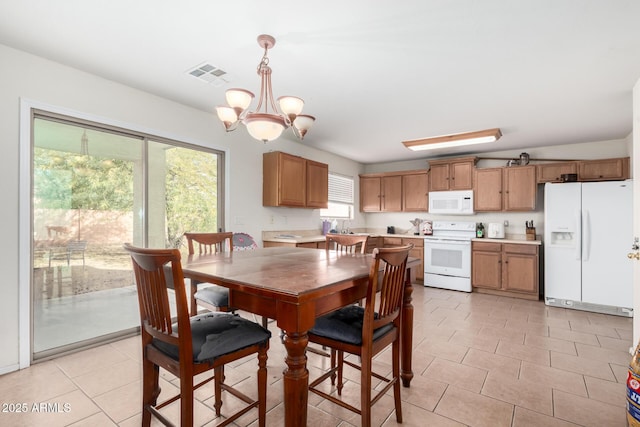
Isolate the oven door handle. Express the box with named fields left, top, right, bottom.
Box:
left=424, top=240, right=471, bottom=245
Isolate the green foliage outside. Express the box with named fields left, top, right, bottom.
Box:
left=34, top=146, right=218, bottom=248
left=165, top=147, right=218, bottom=248
left=34, top=148, right=134, bottom=210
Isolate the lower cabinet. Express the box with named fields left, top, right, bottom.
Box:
left=471, top=241, right=540, bottom=300
left=383, top=237, right=423, bottom=282
left=263, top=241, right=326, bottom=249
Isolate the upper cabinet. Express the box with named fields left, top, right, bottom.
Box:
left=536, top=162, right=578, bottom=183
left=428, top=157, right=476, bottom=191
left=263, top=151, right=328, bottom=208
left=402, top=172, right=429, bottom=211
left=536, top=158, right=630, bottom=183
left=474, top=167, right=503, bottom=211
left=474, top=165, right=536, bottom=212
left=360, top=175, right=403, bottom=212
left=504, top=166, right=537, bottom=210
left=359, top=170, right=428, bottom=212
left=578, top=157, right=630, bottom=181
left=357, top=156, right=629, bottom=214
left=305, top=159, right=329, bottom=208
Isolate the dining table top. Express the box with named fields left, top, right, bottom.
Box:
left=182, top=246, right=390, bottom=302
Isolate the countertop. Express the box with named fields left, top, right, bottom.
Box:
left=262, top=230, right=542, bottom=245
left=262, top=232, right=429, bottom=244
left=472, top=236, right=542, bottom=245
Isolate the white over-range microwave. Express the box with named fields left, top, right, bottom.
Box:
left=428, top=190, right=474, bottom=215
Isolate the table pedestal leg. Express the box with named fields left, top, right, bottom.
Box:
left=282, top=331, right=309, bottom=426
left=401, top=272, right=414, bottom=387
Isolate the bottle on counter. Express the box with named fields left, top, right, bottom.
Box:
left=476, top=223, right=485, bottom=238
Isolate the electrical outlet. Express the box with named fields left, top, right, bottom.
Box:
left=504, top=220, right=509, bottom=227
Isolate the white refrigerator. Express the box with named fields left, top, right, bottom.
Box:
left=544, top=180, right=633, bottom=316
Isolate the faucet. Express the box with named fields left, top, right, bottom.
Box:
left=341, top=220, right=351, bottom=234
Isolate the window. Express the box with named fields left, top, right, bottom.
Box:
left=31, top=111, right=225, bottom=358
left=320, top=173, right=354, bottom=219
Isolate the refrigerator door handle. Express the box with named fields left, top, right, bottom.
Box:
left=575, top=209, right=582, bottom=260
left=582, top=209, right=590, bottom=261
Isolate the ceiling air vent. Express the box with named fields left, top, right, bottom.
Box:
left=187, top=63, right=232, bottom=87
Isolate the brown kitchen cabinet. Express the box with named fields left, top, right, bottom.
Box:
left=474, top=165, right=537, bottom=212
left=263, top=151, right=328, bottom=208
left=402, top=172, right=429, bottom=211
left=306, top=159, right=329, bottom=208
left=383, top=236, right=424, bottom=281
left=577, top=157, right=630, bottom=181
left=428, top=157, right=476, bottom=191
left=359, top=175, right=402, bottom=212
left=472, top=241, right=539, bottom=300
left=536, top=162, right=578, bottom=183
left=263, top=240, right=326, bottom=249
left=471, top=242, right=502, bottom=290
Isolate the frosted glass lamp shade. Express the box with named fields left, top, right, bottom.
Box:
left=244, top=113, right=286, bottom=142
left=293, top=114, right=315, bottom=139
left=225, top=88, right=254, bottom=111
left=216, top=106, right=239, bottom=131
left=278, top=96, right=304, bottom=116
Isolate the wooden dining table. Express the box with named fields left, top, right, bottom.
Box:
left=182, top=246, right=417, bottom=427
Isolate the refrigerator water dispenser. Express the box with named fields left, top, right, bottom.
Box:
left=549, top=231, right=575, bottom=246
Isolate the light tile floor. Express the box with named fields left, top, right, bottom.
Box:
left=0, top=285, right=633, bottom=426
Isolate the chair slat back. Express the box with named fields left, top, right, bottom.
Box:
left=185, top=232, right=233, bottom=255
left=365, top=244, right=412, bottom=333
left=326, top=234, right=369, bottom=254
left=124, top=244, right=190, bottom=346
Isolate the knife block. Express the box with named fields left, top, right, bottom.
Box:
left=526, top=228, right=536, bottom=241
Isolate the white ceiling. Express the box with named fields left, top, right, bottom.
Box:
left=2, top=1, right=640, bottom=164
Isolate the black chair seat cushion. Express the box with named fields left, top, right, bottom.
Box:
left=153, top=313, right=271, bottom=363
left=194, top=285, right=229, bottom=308
left=309, top=305, right=394, bottom=346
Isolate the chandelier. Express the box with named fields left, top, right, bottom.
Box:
left=216, top=34, right=315, bottom=143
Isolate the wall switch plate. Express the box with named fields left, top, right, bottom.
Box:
left=504, top=220, right=509, bottom=227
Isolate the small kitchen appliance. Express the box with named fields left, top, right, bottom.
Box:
left=421, top=220, right=433, bottom=235
left=487, top=223, right=505, bottom=239
left=428, top=190, right=474, bottom=215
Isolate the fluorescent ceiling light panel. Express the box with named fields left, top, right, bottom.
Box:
left=403, top=128, right=502, bottom=151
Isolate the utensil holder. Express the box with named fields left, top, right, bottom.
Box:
left=526, top=228, right=536, bottom=241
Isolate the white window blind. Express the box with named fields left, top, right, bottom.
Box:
left=320, top=173, right=354, bottom=218
left=328, top=173, right=354, bottom=203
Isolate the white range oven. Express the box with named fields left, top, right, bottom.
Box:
left=424, top=221, right=476, bottom=292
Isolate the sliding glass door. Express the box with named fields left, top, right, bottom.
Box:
left=32, top=113, right=223, bottom=359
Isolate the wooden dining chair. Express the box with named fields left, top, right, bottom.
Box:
left=308, top=244, right=413, bottom=427
left=309, top=233, right=371, bottom=358
left=186, top=232, right=269, bottom=328
left=124, top=243, right=270, bottom=427
left=184, top=232, right=234, bottom=316
left=325, top=233, right=369, bottom=254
